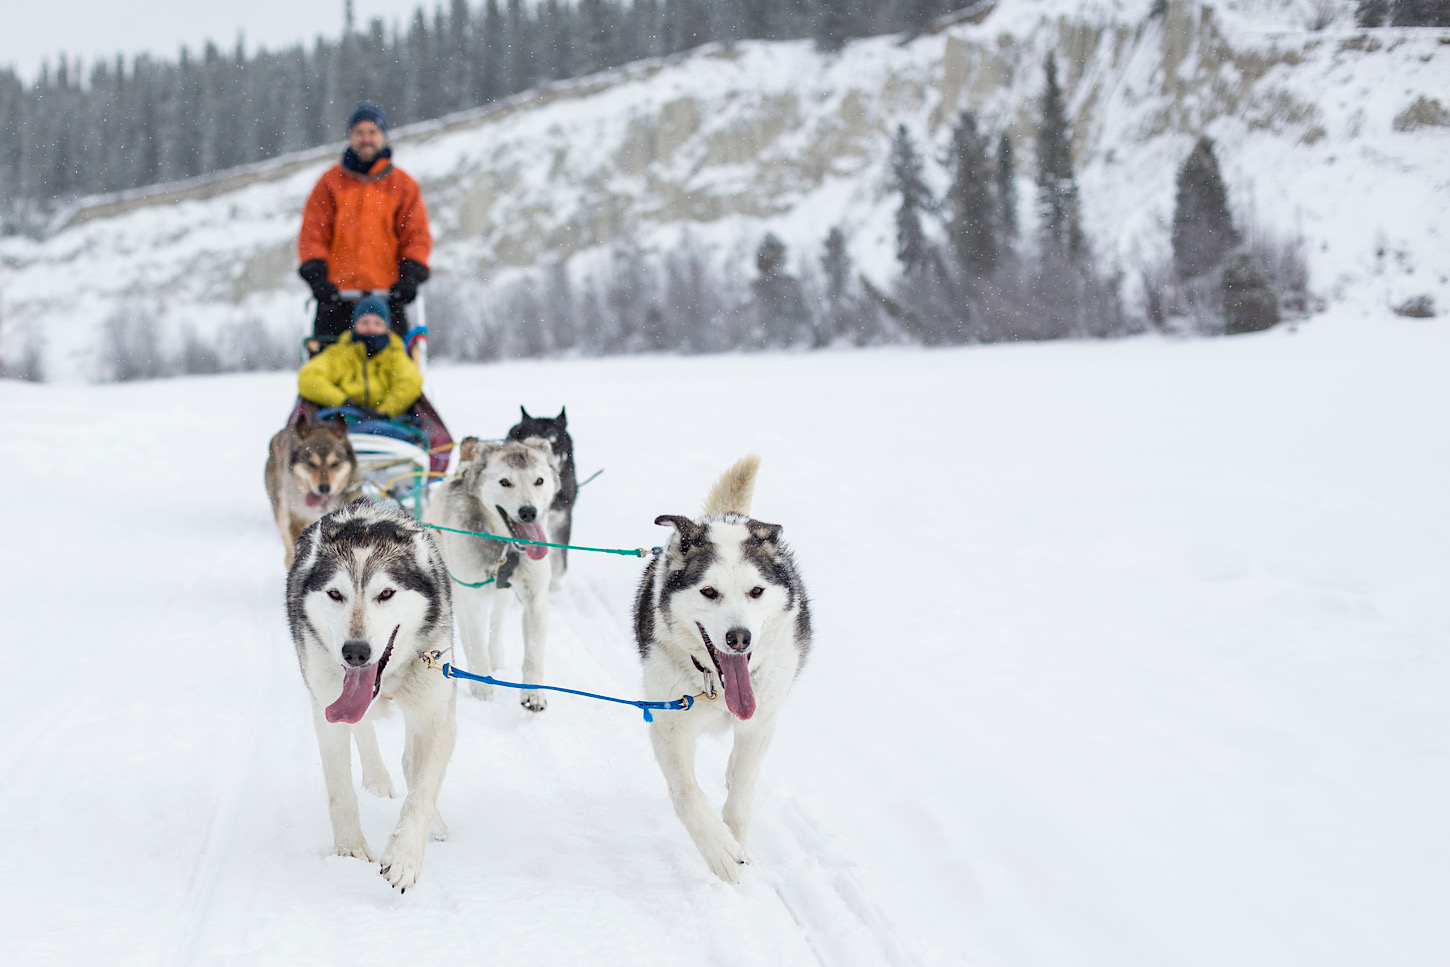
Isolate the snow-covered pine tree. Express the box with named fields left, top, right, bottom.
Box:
left=946, top=110, right=998, bottom=282
left=889, top=124, right=932, bottom=277
left=1171, top=136, right=1238, bottom=280
left=1035, top=55, right=1084, bottom=261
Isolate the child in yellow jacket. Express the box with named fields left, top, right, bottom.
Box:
left=298, top=296, right=423, bottom=418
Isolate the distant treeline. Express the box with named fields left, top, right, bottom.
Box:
left=0, top=0, right=964, bottom=231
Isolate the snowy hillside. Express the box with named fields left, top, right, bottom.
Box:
left=2, top=0, right=1449, bottom=380
left=1, top=307, right=1447, bottom=965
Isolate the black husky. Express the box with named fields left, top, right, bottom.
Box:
left=506, top=406, right=576, bottom=579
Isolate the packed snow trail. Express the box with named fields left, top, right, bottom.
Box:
left=2, top=312, right=1448, bottom=966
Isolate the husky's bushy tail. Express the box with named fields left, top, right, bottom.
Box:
left=702, top=455, right=760, bottom=517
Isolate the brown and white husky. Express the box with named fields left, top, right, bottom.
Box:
left=265, top=417, right=362, bottom=569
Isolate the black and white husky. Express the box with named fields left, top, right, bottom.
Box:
left=424, top=437, right=560, bottom=711
left=633, top=456, right=812, bottom=882
left=286, top=501, right=456, bottom=892
left=506, top=406, right=576, bottom=583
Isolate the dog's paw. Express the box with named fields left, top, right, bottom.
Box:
left=468, top=682, right=495, bottom=701
left=379, top=840, right=425, bottom=893
left=430, top=810, right=449, bottom=842
left=362, top=770, right=397, bottom=799
left=520, top=690, right=548, bottom=712
left=696, top=823, right=750, bottom=884
left=333, top=838, right=375, bottom=863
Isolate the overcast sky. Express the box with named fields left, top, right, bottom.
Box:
left=3, top=1, right=436, bottom=81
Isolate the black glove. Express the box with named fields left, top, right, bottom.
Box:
left=299, top=259, right=341, bottom=304
left=390, top=259, right=430, bottom=304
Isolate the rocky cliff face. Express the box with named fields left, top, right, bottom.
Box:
left=2, top=0, right=1445, bottom=381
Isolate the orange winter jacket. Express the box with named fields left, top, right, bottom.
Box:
left=298, top=156, right=432, bottom=291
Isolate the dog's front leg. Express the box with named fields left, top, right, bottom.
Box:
left=518, top=584, right=549, bottom=711
left=650, top=718, right=748, bottom=882
left=722, top=716, right=777, bottom=853
left=455, top=586, right=494, bottom=700
left=485, top=584, right=510, bottom=674
left=353, top=715, right=396, bottom=798
left=381, top=694, right=457, bottom=892
left=311, top=704, right=373, bottom=861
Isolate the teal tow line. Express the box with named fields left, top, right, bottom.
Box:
left=423, top=655, right=697, bottom=722
left=447, top=570, right=495, bottom=589
left=424, top=522, right=660, bottom=558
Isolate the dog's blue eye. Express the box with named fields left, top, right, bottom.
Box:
left=378, top=589, right=395, bottom=602
left=750, top=587, right=764, bottom=599
left=700, top=587, right=718, bottom=600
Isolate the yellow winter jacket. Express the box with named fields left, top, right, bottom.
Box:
left=298, top=331, right=423, bottom=418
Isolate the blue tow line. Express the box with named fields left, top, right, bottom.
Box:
left=421, top=653, right=700, bottom=722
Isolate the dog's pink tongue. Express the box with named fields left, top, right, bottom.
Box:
left=515, top=521, right=550, bottom=560
left=325, top=665, right=378, bottom=724
left=717, top=653, right=756, bottom=720
left=304, top=492, right=326, bottom=508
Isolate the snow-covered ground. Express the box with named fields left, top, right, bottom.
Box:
left=2, top=309, right=1448, bottom=965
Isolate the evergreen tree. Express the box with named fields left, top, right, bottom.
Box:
left=889, top=124, right=932, bottom=276
left=1221, top=250, right=1279, bottom=334
left=995, top=134, right=1018, bottom=255
left=904, top=0, right=944, bottom=35
left=821, top=227, right=851, bottom=306
left=1034, top=55, right=1084, bottom=260
left=1355, top=0, right=1389, bottom=26
left=1171, top=136, right=1238, bottom=279
left=1391, top=0, right=1450, bottom=26
left=945, top=110, right=997, bottom=281
left=752, top=232, right=809, bottom=345
left=815, top=0, right=852, bottom=52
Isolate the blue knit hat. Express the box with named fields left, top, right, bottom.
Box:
left=347, top=101, right=387, bottom=133
left=352, top=295, right=391, bottom=326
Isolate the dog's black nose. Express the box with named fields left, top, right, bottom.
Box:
left=318, top=482, right=331, bottom=494
left=517, top=505, right=537, bottom=523
left=724, top=627, right=751, bottom=652
left=342, top=640, right=371, bottom=666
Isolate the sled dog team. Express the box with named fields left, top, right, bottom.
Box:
left=269, top=410, right=812, bottom=891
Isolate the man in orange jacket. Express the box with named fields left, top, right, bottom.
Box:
left=298, top=101, right=432, bottom=340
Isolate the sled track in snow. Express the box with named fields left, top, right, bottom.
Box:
left=757, top=794, right=919, bottom=967
left=164, top=570, right=280, bottom=967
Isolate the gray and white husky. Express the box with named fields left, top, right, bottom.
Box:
left=633, top=456, right=812, bottom=882
left=286, top=501, right=456, bottom=892
left=424, top=437, right=560, bottom=711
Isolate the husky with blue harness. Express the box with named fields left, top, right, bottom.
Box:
left=633, top=456, right=813, bottom=882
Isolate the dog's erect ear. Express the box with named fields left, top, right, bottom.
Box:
left=520, top=405, right=531, bottom=421
left=746, top=519, right=782, bottom=545
left=459, top=436, right=481, bottom=462
left=556, top=406, right=566, bottom=426
left=296, top=420, right=313, bottom=438
left=654, top=514, right=706, bottom=550
left=523, top=437, right=555, bottom=459
left=329, top=413, right=349, bottom=432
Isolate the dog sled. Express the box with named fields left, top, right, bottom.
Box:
left=287, top=320, right=453, bottom=517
